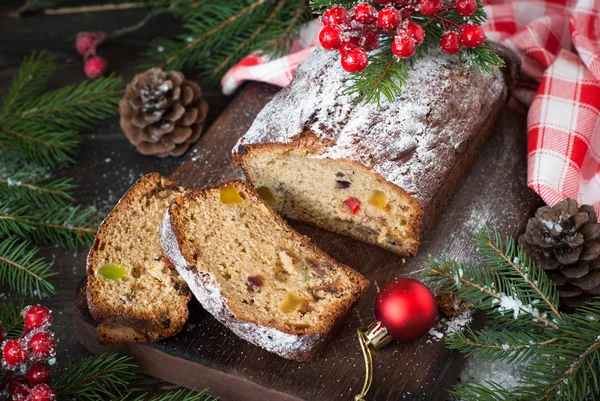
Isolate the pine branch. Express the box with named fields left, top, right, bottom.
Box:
left=0, top=236, right=55, bottom=297
left=448, top=381, right=519, bottom=401
left=0, top=202, right=98, bottom=248
left=0, top=298, right=25, bottom=338
left=51, top=353, right=138, bottom=400
left=123, top=388, right=218, bottom=401
left=145, top=0, right=312, bottom=82
left=0, top=72, right=122, bottom=168
left=0, top=160, right=75, bottom=205
left=1, top=51, right=56, bottom=114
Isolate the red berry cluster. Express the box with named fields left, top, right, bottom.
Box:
left=318, top=0, right=486, bottom=73
left=1, top=306, right=57, bottom=401
left=75, top=31, right=108, bottom=79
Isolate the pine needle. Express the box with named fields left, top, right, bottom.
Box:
left=51, top=353, right=138, bottom=401
left=0, top=236, right=55, bottom=297
left=123, top=388, right=219, bottom=401
left=0, top=297, right=26, bottom=338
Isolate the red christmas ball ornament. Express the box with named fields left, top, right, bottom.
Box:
left=319, top=25, right=343, bottom=50
left=440, top=31, right=462, bottom=54
left=378, top=7, right=402, bottom=30
left=365, top=278, right=436, bottom=346
left=419, top=0, right=441, bottom=15
left=2, top=339, right=28, bottom=369
left=322, top=6, right=350, bottom=27
left=352, top=3, right=377, bottom=25
left=84, top=56, right=108, bottom=80
left=392, top=33, right=416, bottom=59
left=28, top=383, right=56, bottom=401
left=340, top=48, right=369, bottom=73
left=455, top=0, right=478, bottom=17
left=27, top=363, right=52, bottom=385
left=23, top=305, right=52, bottom=332
left=405, top=21, right=425, bottom=45
left=28, top=332, right=56, bottom=361
left=460, top=24, right=486, bottom=48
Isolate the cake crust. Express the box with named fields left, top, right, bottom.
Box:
left=233, top=45, right=520, bottom=255
left=160, top=180, right=369, bottom=361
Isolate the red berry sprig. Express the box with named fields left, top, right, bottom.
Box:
left=1, top=306, right=57, bottom=401
left=75, top=31, right=108, bottom=79
left=318, top=0, right=487, bottom=73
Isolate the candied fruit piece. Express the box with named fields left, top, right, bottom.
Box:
left=98, top=263, right=127, bottom=280
left=287, top=321, right=310, bottom=329
left=220, top=186, right=243, bottom=204
left=256, top=186, right=277, bottom=205
left=247, top=275, right=264, bottom=291
left=336, top=180, right=351, bottom=189
left=344, top=198, right=361, bottom=214
left=369, top=190, right=387, bottom=209
left=279, top=292, right=305, bottom=313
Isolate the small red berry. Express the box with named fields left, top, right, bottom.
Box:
left=341, top=48, right=369, bottom=73
left=378, top=7, right=402, bottom=30
left=23, top=306, right=52, bottom=332
left=455, top=0, right=478, bottom=17
left=84, top=56, right=108, bottom=80
left=419, top=0, right=441, bottom=15
left=28, top=383, right=56, bottom=401
left=353, top=3, right=377, bottom=25
left=406, top=21, right=425, bottom=45
left=28, top=332, right=56, bottom=361
left=344, top=198, right=361, bottom=214
left=319, top=25, right=343, bottom=50
left=2, top=339, right=28, bottom=369
left=8, top=382, right=31, bottom=400
left=323, top=6, right=350, bottom=26
left=340, top=36, right=360, bottom=54
left=74, top=31, right=106, bottom=57
left=373, top=0, right=389, bottom=3
left=392, top=34, right=417, bottom=58
left=360, top=30, right=380, bottom=51
left=440, top=31, right=462, bottom=54
left=27, top=363, right=52, bottom=385
left=460, top=24, right=486, bottom=48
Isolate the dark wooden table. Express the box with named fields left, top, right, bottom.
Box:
left=0, top=1, right=234, bottom=393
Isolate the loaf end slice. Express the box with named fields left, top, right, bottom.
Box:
left=160, top=180, right=369, bottom=361
left=87, top=173, right=191, bottom=344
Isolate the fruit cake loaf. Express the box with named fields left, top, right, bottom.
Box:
left=160, top=180, right=369, bottom=361
left=87, top=173, right=191, bottom=344
left=233, top=46, right=519, bottom=256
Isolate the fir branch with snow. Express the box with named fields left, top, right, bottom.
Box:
left=425, top=228, right=600, bottom=401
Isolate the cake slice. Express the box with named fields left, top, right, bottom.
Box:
left=160, top=180, right=369, bottom=361
left=87, top=173, right=191, bottom=344
left=233, top=46, right=519, bottom=256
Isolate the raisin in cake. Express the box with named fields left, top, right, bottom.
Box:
left=87, top=173, right=190, bottom=344
left=233, top=46, right=519, bottom=256
left=160, top=180, right=369, bottom=361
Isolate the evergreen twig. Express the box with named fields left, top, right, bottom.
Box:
left=0, top=298, right=26, bottom=338
left=0, top=236, right=55, bottom=297
left=122, top=388, right=219, bottom=401
left=425, top=229, right=600, bottom=401
left=51, top=353, right=138, bottom=400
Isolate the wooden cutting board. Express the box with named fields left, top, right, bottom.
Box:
left=73, top=82, right=541, bottom=401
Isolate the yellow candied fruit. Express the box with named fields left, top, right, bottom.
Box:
left=98, top=263, right=127, bottom=281
left=256, top=186, right=277, bottom=205
left=279, top=292, right=305, bottom=313
left=220, top=186, right=244, bottom=204
left=369, top=190, right=388, bottom=209
left=287, top=321, right=311, bottom=329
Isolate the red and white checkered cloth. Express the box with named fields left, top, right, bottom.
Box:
left=221, top=1, right=600, bottom=213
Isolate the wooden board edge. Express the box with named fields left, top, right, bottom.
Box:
left=73, top=281, right=304, bottom=401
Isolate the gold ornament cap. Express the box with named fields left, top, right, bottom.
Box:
left=363, top=320, right=393, bottom=349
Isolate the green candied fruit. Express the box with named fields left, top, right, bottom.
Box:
left=98, top=263, right=127, bottom=281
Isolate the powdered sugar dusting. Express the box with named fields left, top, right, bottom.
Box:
left=236, top=47, right=505, bottom=206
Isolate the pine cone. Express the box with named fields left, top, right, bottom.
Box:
left=119, top=68, right=208, bottom=158
left=519, top=198, right=600, bottom=309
